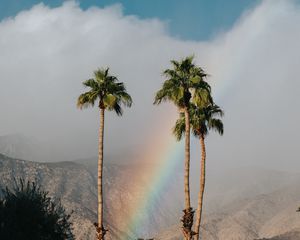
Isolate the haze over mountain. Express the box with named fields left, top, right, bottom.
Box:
left=0, top=134, right=70, bottom=162
left=1, top=150, right=300, bottom=240
left=156, top=171, right=300, bottom=240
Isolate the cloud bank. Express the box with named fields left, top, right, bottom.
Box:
left=0, top=0, right=299, bottom=172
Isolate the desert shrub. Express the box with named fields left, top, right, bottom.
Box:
left=0, top=179, right=74, bottom=240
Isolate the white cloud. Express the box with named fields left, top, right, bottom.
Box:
left=0, top=0, right=299, bottom=170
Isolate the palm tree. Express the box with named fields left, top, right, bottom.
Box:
left=154, top=56, right=210, bottom=240
left=77, top=68, right=132, bottom=240
left=173, top=103, right=224, bottom=240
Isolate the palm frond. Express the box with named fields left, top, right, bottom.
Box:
left=77, top=67, right=132, bottom=114
left=173, top=117, right=185, bottom=141
left=173, top=102, right=224, bottom=138
left=209, top=105, right=224, bottom=117
left=83, top=79, right=98, bottom=89
left=113, top=102, right=123, bottom=116
left=119, top=92, right=133, bottom=107
left=208, top=118, right=224, bottom=135
left=77, top=91, right=98, bottom=109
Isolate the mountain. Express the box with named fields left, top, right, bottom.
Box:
left=0, top=134, right=90, bottom=163
left=0, top=134, right=66, bottom=162
left=0, top=153, right=98, bottom=239
left=256, top=231, right=300, bottom=240
left=156, top=168, right=300, bottom=240
left=0, top=153, right=182, bottom=239
left=1, top=152, right=300, bottom=239
left=0, top=134, right=41, bottom=161
left=85, top=159, right=183, bottom=239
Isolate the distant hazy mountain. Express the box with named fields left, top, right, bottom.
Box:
left=156, top=169, right=300, bottom=240
left=256, top=231, right=300, bottom=239
left=0, top=134, right=65, bottom=162
left=1, top=152, right=300, bottom=239
left=0, top=134, right=88, bottom=162
left=0, top=153, right=182, bottom=239
left=0, top=134, right=40, bottom=160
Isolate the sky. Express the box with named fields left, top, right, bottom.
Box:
left=0, top=0, right=261, bottom=40
left=0, top=0, right=300, bottom=174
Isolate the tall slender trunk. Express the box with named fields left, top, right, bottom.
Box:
left=97, top=108, right=105, bottom=240
left=181, top=107, right=193, bottom=240
left=184, top=107, right=191, bottom=210
left=194, top=134, right=206, bottom=240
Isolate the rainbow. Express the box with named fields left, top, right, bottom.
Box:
left=127, top=142, right=183, bottom=238
left=119, top=111, right=185, bottom=239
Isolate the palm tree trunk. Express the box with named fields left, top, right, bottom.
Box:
left=181, top=107, right=193, bottom=240
left=184, top=107, right=191, bottom=209
left=97, top=108, right=105, bottom=240
left=194, top=134, right=206, bottom=240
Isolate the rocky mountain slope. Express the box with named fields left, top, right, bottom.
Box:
left=0, top=153, right=98, bottom=239
left=1, top=152, right=300, bottom=239
left=156, top=170, right=300, bottom=240
left=256, top=231, right=300, bottom=240
left=0, top=154, right=182, bottom=239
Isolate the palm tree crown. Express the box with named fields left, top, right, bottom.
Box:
left=77, top=68, right=132, bottom=114
left=154, top=56, right=211, bottom=108
left=173, top=103, right=224, bottom=140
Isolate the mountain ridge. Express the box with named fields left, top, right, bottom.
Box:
left=1, top=152, right=300, bottom=239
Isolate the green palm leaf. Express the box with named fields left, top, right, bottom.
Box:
left=77, top=68, right=132, bottom=114
left=173, top=103, right=224, bottom=139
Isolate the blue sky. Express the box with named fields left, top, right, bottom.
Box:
left=0, top=0, right=260, bottom=40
